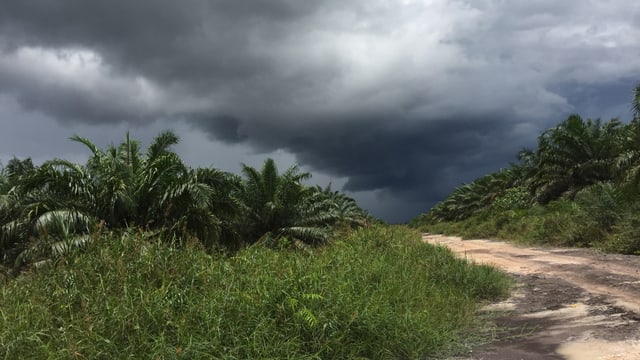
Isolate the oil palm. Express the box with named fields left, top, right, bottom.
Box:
left=0, top=158, right=38, bottom=264
left=313, top=185, right=368, bottom=228
left=237, top=159, right=337, bottom=244
left=426, top=167, right=525, bottom=222
left=615, top=119, right=640, bottom=196
left=531, top=115, right=622, bottom=204
left=2, top=131, right=230, bottom=267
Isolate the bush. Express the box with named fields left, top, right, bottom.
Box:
left=600, top=209, right=640, bottom=254
left=574, top=183, right=623, bottom=232
left=491, top=186, right=532, bottom=212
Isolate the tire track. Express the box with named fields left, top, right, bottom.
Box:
left=423, top=234, right=640, bottom=360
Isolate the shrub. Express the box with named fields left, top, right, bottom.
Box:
left=491, top=186, right=532, bottom=212
left=600, top=209, right=640, bottom=254
left=574, top=183, right=623, bottom=232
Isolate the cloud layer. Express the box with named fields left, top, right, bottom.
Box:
left=1, top=0, right=639, bottom=221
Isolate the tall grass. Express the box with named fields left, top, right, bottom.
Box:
left=419, top=191, right=640, bottom=254
left=0, top=225, right=509, bottom=359
left=415, top=181, right=640, bottom=255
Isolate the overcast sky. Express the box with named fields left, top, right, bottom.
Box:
left=1, top=0, right=639, bottom=222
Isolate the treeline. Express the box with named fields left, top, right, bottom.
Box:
left=0, top=135, right=512, bottom=359
left=413, top=84, right=640, bottom=253
left=0, top=131, right=372, bottom=270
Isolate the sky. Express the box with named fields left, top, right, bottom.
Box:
left=0, top=0, right=639, bottom=222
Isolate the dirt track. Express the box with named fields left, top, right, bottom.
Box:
left=423, top=234, right=640, bottom=360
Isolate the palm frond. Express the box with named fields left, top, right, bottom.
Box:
left=147, top=130, right=180, bottom=161
left=70, top=134, right=102, bottom=158
left=280, top=226, right=329, bottom=244
left=34, top=210, right=93, bottom=237
left=15, top=234, right=93, bottom=268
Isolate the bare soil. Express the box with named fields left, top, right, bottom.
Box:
left=423, top=234, right=640, bottom=360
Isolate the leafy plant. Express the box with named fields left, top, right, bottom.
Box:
left=414, top=86, right=640, bottom=254
left=237, top=159, right=339, bottom=245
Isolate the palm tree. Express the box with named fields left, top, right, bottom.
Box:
left=0, top=158, right=39, bottom=264
left=193, top=167, right=242, bottom=249
left=425, top=164, right=529, bottom=222
left=313, top=186, right=368, bottom=228
left=79, top=131, right=229, bottom=247
left=530, top=115, right=622, bottom=204
left=601, top=83, right=640, bottom=196
left=616, top=119, right=640, bottom=194
left=237, top=159, right=337, bottom=245
left=1, top=131, right=234, bottom=268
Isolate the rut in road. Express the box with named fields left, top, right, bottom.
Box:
left=423, top=234, right=640, bottom=360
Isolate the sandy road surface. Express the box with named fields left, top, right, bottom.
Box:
left=423, top=234, right=640, bottom=360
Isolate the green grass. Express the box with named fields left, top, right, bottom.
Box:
left=419, top=197, right=629, bottom=249
left=415, top=183, right=640, bottom=255
left=0, top=225, right=510, bottom=359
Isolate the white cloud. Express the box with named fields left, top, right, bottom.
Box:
left=0, top=46, right=215, bottom=122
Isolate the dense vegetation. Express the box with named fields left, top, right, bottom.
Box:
left=0, top=132, right=512, bottom=358
left=412, top=84, right=640, bottom=254
left=0, top=131, right=370, bottom=271
left=0, top=226, right=509, bottom=359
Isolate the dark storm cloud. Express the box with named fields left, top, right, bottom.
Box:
left=285, top=112, right=529, bottom=201
left=0, top=0, right=329, bottom=86
left=0, top=0, right=639, bottom=221
left=191, top=114, right=248, bottom=143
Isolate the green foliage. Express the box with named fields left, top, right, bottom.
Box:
left=0, top=226, right=510, bottom=359
left=528, top=200, right=594, bottom=246
left=422, top=200, right=610, bottom=248
left=0, top=132, right=369, bottom=268
left=600, top=205, right=640, bottom=254
left=530, top=115, right=622, bottom=204
left=491, top=186, right=532, bottom=212
left=236, top=160, right=369, bottom=246
left=414, top=86, right=640, bottom=254
left=0, top=131, right=234, bottom=267
left=574, top=183, right=623, bottom=231
left=426, top=167, right=526, bottom=222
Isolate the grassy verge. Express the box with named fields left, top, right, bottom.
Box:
left=414, top=183, right=640, bottom=255
left=418, top=197, right=640, bottom=254
left=0, top=225, right=510, bottom=359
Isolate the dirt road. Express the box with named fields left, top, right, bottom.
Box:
left=423, top=234, right=640, bottom=360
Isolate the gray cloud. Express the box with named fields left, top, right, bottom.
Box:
left=0, top=0, right=639, bottom=221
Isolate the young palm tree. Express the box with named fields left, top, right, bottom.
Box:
left=0, top=158, right=38, bottom=264
left=312, top=185, right=368, bottom=228
left=2, top=131, right=234, bottom=268
left=531, top=115, right=622, bottom=204
left=237, top=159, right=338, bottom=245
left=193, top=167, right=242, bottom=249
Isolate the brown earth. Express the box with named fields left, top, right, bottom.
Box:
left=423, top=234, right=640, bottom=360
